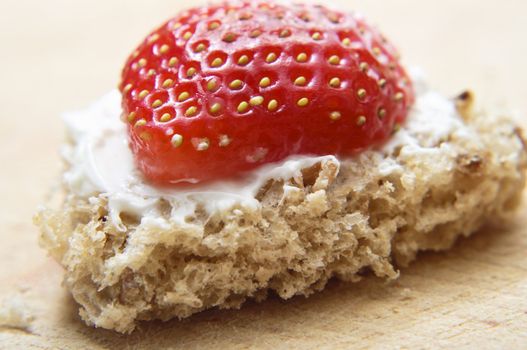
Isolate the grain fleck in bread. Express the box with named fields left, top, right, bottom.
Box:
left=34, top=90, right=527, bottom=333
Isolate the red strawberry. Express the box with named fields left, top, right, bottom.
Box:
left=120, top=1, right=414, bottom=185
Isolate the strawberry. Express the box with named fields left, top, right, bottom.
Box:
left=120, top=1, right=414, bottom=185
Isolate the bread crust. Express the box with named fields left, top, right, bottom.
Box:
left=35, top=96, right=527, bottom=333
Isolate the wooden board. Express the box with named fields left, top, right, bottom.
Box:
left=0, top=0, right=526, bottom=348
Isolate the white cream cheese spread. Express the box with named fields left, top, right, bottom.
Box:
left=62, top=71, right=470, bottom=230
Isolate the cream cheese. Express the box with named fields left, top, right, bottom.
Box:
left=62, top=70, right=469, bottom=230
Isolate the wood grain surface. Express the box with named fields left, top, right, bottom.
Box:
left=0, top=0, right=526, bottom=348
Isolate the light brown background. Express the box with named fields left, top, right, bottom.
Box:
left=1, top=0, right=526, bottom=349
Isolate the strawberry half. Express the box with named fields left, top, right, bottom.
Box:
left=120, top=1, right=414, bottom=185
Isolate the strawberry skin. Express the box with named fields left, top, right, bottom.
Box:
left=120, top=1, right=414, bottom=185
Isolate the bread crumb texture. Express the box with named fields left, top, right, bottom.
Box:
left=35, top=104, right=526, bottom=333
left=0, top=295, right=35, bottom=332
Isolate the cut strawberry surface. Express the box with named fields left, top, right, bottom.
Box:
left=120, top=1, right=414, bottom=185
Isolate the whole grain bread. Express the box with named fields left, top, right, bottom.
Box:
left=35, top=91, right=527, bottom=333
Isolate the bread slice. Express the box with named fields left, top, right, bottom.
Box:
left=34, top=87, right=527, bottom=333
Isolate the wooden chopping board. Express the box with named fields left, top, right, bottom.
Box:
left=0, top=0, right=526, bottom=348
